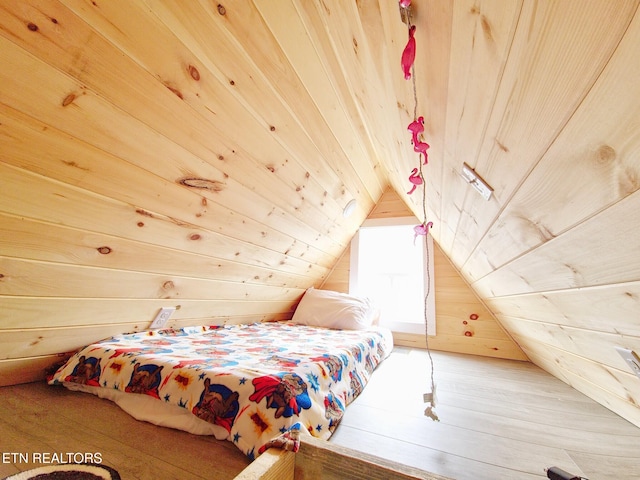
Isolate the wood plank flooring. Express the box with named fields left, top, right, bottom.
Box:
left=330, top=348, right=640, bottom=480
left=1, top=348, right=638, bottom=479
left=0, top=381, right=251, bottom=479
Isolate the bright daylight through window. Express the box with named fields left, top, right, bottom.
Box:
left=349, top=218, right=435, bottom=335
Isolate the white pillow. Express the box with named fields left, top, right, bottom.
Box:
left=290, top=287, right=379, bottom=330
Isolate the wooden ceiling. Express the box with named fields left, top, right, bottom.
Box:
left=1, top=0, right=639, bottom=428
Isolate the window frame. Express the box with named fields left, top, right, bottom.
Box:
left=349, top=217, right=436, bottom=336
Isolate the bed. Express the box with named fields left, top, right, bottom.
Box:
left=48, top=288, right=393, bottom=459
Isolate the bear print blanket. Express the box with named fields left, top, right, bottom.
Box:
left=49, top=322, right=392, bottom=459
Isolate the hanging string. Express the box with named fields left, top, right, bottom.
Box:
left=420, top=154, right=438, bottom=421
left=401, top=0, right=438, bottom=421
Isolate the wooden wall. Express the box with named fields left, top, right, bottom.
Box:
left=322, top=189, right=527, bottom=361
left=1, top=0, right=639, bottom=430
left=0, top=0, right=387, bottom=385
left=429, top=1, right=640, bottom=429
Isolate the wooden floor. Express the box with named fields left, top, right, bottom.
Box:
left=331, top=348, right=640, bottom=480
left=0, top=381, right=251, bottom=479
left=1, top=348, right=638, bottom=479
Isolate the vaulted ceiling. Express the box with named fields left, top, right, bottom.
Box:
left=1, top=1, right=639, bottom=427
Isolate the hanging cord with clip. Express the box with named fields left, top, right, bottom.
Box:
left=402, top=1, right=438, bottom=421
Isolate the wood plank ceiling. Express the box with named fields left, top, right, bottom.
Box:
left=1, top=0, right=639, bottom=429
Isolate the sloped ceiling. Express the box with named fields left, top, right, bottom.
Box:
left=1, top=1, right=639, bottom=426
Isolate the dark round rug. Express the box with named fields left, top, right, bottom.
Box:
left=3, top=463, right=120, bottom=480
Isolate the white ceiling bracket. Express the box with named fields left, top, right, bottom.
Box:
left=461, top=163, right=494, bottom=201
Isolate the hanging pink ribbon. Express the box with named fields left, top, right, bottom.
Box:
left=399, top=0, right=412, bottom=7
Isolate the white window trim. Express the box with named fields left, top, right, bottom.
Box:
left=349, top=217, right=436, bottom=336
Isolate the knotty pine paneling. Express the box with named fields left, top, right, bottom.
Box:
left=464, top=3, right=640, bottom=428
left=0, top=257, right=299, bottom=301
left=0, top=214, right=311, bottom=288
left=1, top=0, right=374, bottom=238
left=383, top=0, right=640, bottom=429
left=1, top=0, right=639, bottom=434
left=466, top=0, right=640, bottom=282
left=445, top=0, right=638, bottom=269
left=0, top=0, right=385, bottom=385
left=436, top=0, right=521, bottom=251
left=0, top=34, right=345, bottom=259
left=0, top=298, right=293, bottom=331
left=321, top=188, right=527, bottom=361
left=485, top=284, right=640, bottom=337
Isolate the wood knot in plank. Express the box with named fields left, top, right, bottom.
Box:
left=188, top=64, right=200, bottom=81
left=62, top=93, right=77, bottom=107
left=480, top=15, right=493, bottom=42
left=135, top=208, right=154, bottom=217
left=178, top=177, right=225, bottom=192
left=496, top=139, right=509, bottom=153
left=617, top=165, right=639, bottom=197
left=217, top=4, right=226, bottom=15
left=27, top=22, right=39, bottom=32
left=595, top=145, right=616, bottom=165
left=164, top=83, right=184, bottom=100
left=62, top=160, right=81, bottom=169
left=97, top=246, right=112, bottom=254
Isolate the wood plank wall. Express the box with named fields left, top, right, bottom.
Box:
left=0, top=0, right=391, bottom=386
left=444, top=2, right=640, bottom=429
left=354, top=0, right=640, bottom=429
left=322, top=189, right=527, bottom=361
left=1, top=0, right=639, bottom=431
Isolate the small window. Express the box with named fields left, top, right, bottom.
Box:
left=349, top=218, right=435, bottom=335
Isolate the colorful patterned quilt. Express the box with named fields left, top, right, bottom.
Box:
left=49, top=321, right=393, bottom=459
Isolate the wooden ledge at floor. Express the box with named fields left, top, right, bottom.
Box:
left=235, top=436, right=452, bottom=480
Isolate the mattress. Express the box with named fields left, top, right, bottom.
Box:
left=49, top=321, right=393, bottom=459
